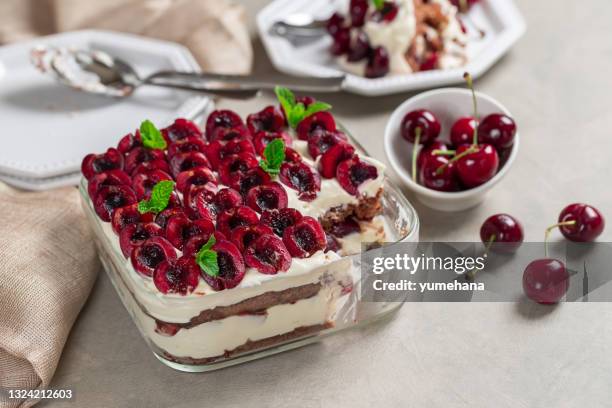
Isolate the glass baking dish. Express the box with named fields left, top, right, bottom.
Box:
left=80, top=175, right=418, bottom=372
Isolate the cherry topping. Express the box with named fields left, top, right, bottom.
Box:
left=557, top=203, right=605, bottom=242
left=419, top=52, right=439, bottom=71
left=176, top=166, right=217, bottom=195
left=253, top=130, right=293, bottom=155
left=216, top=206, right=260, bottom=237
left=205, top=110, right=247, bottom=141
left=218, top=153, right=258, bottom=185
left=119, top=222, right=163, bottom=258
left=162, top=118, right=202, bottom=142
left=279, top=161, right=321, bottom=201
left=153, top=256, right=200, bottom=295
left=328, top=217, right=361, bottom=238
left=284, top=147, right=302, bottom=163
left=450, top=117, right=478, bottom=148
left=231, top=224, right=275, bottom=253
left=401, top=109, right=441, bottom=144
left=117, top=132, right=142, bottom=154
left=347, top=31, right=371, bottom=62
left=480, top=214, right=524, bottom=253
left=82, top=148, right=124, bottom=180
left=523, top=259, right=568, bottom=304
left=245, top=234, right=292, bottom=274
left=169, top=151, right=211, bottom=178
left=326, top=12, right=345, bottom=36
left=418, top=154, right=459, bottom=192
left=124, top=147, right=165, bottom=175
left=165, top=215, right=215, bottom=250
left=155, top=207, right=186, bottom=229
left=325, top=233, right=341, bottom=253
left=372, top=1, right=399, bottom=23
left=296, top=111, right=336, bottom=141
left=478, top=114, right=517, bottom=149
left=87, top=169, right=131, bottom=199
left=130, top=159, right=170, bottom=177
left=183, top=231, right=226, bottom=258
left=336, top=156, right=378, bottom=196
left=307, top=129, right=348, bottom=159
left=132, top=169, right=173, bottom=200
left=183, top=182, right=218, bottom=220
left=247, top=105, right=285, bottom=134
left=214, top=188, right=243, bottom=213
left=93, top=185, right=137, bottom=222
left=229, top=167, right=272, bottom=197
left=318, top=142, right=356, bottom=178
left=349, top=0, right=368, bottom=27
left=111, top=203, right=154, bottom=235
left=365, top=46, right=390, bottom=78
left=330, top=27, right=351, bottom=56
left=283, top=216, right=327, bottom=258
left=246, top=182, right=289, bottom=213
left=260, top=208, right=303, bottom=237
left=130, top=237, right=177, bottom=277
left=204, top=138, right=256, bottom=170
left=455, top=144, right=499, bottom=188
left=167, top=137, right=207, bottom=158
left=202, top=240, right=245, bottom=290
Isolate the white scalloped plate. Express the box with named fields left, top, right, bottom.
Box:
left=0, top=30, right=210, bottom=181
left=257, top=0, right=526, bottom=95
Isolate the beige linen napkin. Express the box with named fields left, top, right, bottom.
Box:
left=0, top=0, right=253, bottom=74
left=0, top=184, right=99, bottom=408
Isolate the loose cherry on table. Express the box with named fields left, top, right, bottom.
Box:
left=556, top=203, right=605, bottom=242
left=479, top=213, right=524, bottom=254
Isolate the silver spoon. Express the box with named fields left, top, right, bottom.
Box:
left=31, top=46, right=345, bottom=99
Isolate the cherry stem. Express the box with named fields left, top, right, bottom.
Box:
left=463, top=72, right=479, bottom=146
left=411, top=127, right=422, bottom=183
left=466, top=234, right=496, bottom=280
left=433, top=149, right=456, bottom=156
left=435, top=145, right=478, bottom=175
left=544, top=220, right=576, bottom=257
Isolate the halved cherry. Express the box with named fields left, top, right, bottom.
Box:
left=245, top=234, right=292, bottom=274
left=296, top=111, right=336, bottom=140
left=176, top=166, right=217, bottom=195
left=82, top=148, right=124, bottom=180
left=165, top=215, right=215, bottom=250
left=204, top=138, right=256, bottom=170
left=130, top=236, right=177, bottom=277
left=284, top=147, right=302, bottom=163
left=246, top=182, right=289, bottom=213
left=336, top=156, right=378, bottom=196
left=209, top=126, right=251, bottom=142
left=130, top=159, right=170, bottom=176
left=162, top=118, right=202, bottom=142
left=201, top=240, right=245, bottom=290
left=253, top=130, right=293, bottom=155
left=229, top=167, right=271, bottom=197
left=87, top=169, right=131, bottom=199
left=117, top=131, right=142, bottom=154
left=307, top=129, right=347, bottom=159
left=183, top=182, right=217, bottom=220
left=231, top=224, right=275, bottom=252
left=111, top=203, right=155, bottom=235
left=155, top=207, right=186, bottom=229
left=205, top=110, right=246, bottom=141
left=167, top=136, right=207, bottom=158
left=213, top=188, right=243, bottom=213
left=279, top=161, right=321, bottom=201
left=124, top=147, right=165, bottom=175
left=260, top=208, right=303, bottom=237
left=283, top=216, right=326, bottom=258
left=318, top=142, right=355, bottom=178
left=132, top=169, right=172, bottom=200
left=247, top=105, right=285, bottom=134
left=169, top=151, right=211, bottom=178
left=182, top=231, right=227, bottom=258
left=93, top=185, right=137, bottom=222
left=153, top=256, right=200, bottom=295
left=218, top=153, right=258, bottom=185
left=216, top=206, right=260, bottom=237
left=119, top=222, right=163, bottom=258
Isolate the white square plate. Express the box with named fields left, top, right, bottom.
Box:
left=257, top=0, right=526, bottom=95
left=0, top=30, right=211, bottom=180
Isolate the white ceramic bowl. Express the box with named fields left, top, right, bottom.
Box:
left=384, top=88, right=519, bottom=212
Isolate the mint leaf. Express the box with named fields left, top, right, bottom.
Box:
left=303, top=101, right=332, bottom=119
left=372, top=0, right=385, bottom=10
left=140, top=119, right=167, bottom=150
left=287, top=103, right=306, bottom=129
left=259, top=138, right=285, bottom=176
left=196, top=235, right=219, bottom=278
left=275, top=86, right=296, bottom=119
left=137, top=180, right=175, bottom=214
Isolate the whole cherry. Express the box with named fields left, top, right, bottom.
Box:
left=478, top=113, right=517, bottom=149
left=523, top=258, right=569, bottom=304
left=401, top=109, right=441, bottom=182
left=418, top=155, right=459, bottom=192
left=552, top=203, right=605, bottom=242
left=450, top=117, right=477, bottom=148
left=480, top=213, right=524, bottom=253
left=455, top=144, right=499, bottom=188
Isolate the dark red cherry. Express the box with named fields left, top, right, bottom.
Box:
left=252, top=130, right=292, bottom=156
left=283, top=216, right=326, bottom=258
left=279, top=161, right=321, bottom=201
left=93, top=185, right=137, bottom=222
left=244, top=234, right=292, bottom=274
left=124, top=147, right=165, bottom=175
left=176, top=166, right=217, bottom=195
left=328, top=217, right=361, bottom=238
left=245, top=182, right=288, bottom=213
left=87, top=169, right=131, bottom=199
left=130, top=159, right=170, bottom=176
left=130, top=237, right=177, bottom=277
left=213, top=188, right=243, bottom=213
left=296, top=111, right=336, bottom=141
left=182, top=231, right=226, bottom=258
left=557, top=204, right=605, bottom=242
left=284, top=147, right=302, bottom=163
left=349, top=0, right=368, bottom=27
left=478, top=114, right=517, bottom=149
left=419, top=52, right=439, bottom=71
left=318, top=142, right=356, bottom=179
left=401, top=109, right=441, bottom=144
left=450, top=117, right=477, bottom=148
left=336, top=156, right=378, bottom=196
left=169, top=151, right=211, bottom=178
left=365, top=46, right=390, bottom=78
left=165, top=215, right=215, bottom=250
left=162, top=118, right=202, bottom=142
left=216, top=206, right=260, bottom=237
left=347, top=31, right=371, bottom=62
left=111, top=203, right=154, bottom=235
left=183, top=182, right=218, bottom=220
left=480, top=214, right=524, bottom=253
left=205, top=110, right=246, bottom=141
left=208, top=126, right=250, bottom=143
left=455, top=144, right=499, bottom=188
left=202, top=240, right=245, bottom=290
left=523, top=259, right=568, bottom=304
left=119, top=222, right=163, bottom=258
left=81, top=148, right=124, bottom=180
left=418, top=155, right=459, bottom=192
left=231, top=224, right=275, bottom=253
left=247, top=105, right=285, bottom=134
left=330, top=27, right=351, bottom=56
left=153, top=256, right=200, bottom=295
left=117, top=131, right=141, bottom=154
left=155, top=207, right=186, bottom=229
left=229, top=167, right=272, bottom=197
left=417, top=141, right=448, bottom=170
left=326, top=12, right=345, bottom=36
left=167, top=136, right=207, bottom=158
left=203, top=138, right=255, bottom=170
left=132, top=169, right=172, bottom=200
left=218, top=153, right=258, bottom=186
left=307, top=129, right=347, bottom=159
left=260, top=208, right=303, bottom=237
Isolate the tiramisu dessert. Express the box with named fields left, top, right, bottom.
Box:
left=81, top=88, right=387, bottom=365
left=326, top=0, right=469, bottom=77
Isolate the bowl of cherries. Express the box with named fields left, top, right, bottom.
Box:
left=384, top=73, right=518, bottom=211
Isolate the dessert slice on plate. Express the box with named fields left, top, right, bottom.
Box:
left=81, top=88, right=392, bottom=367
